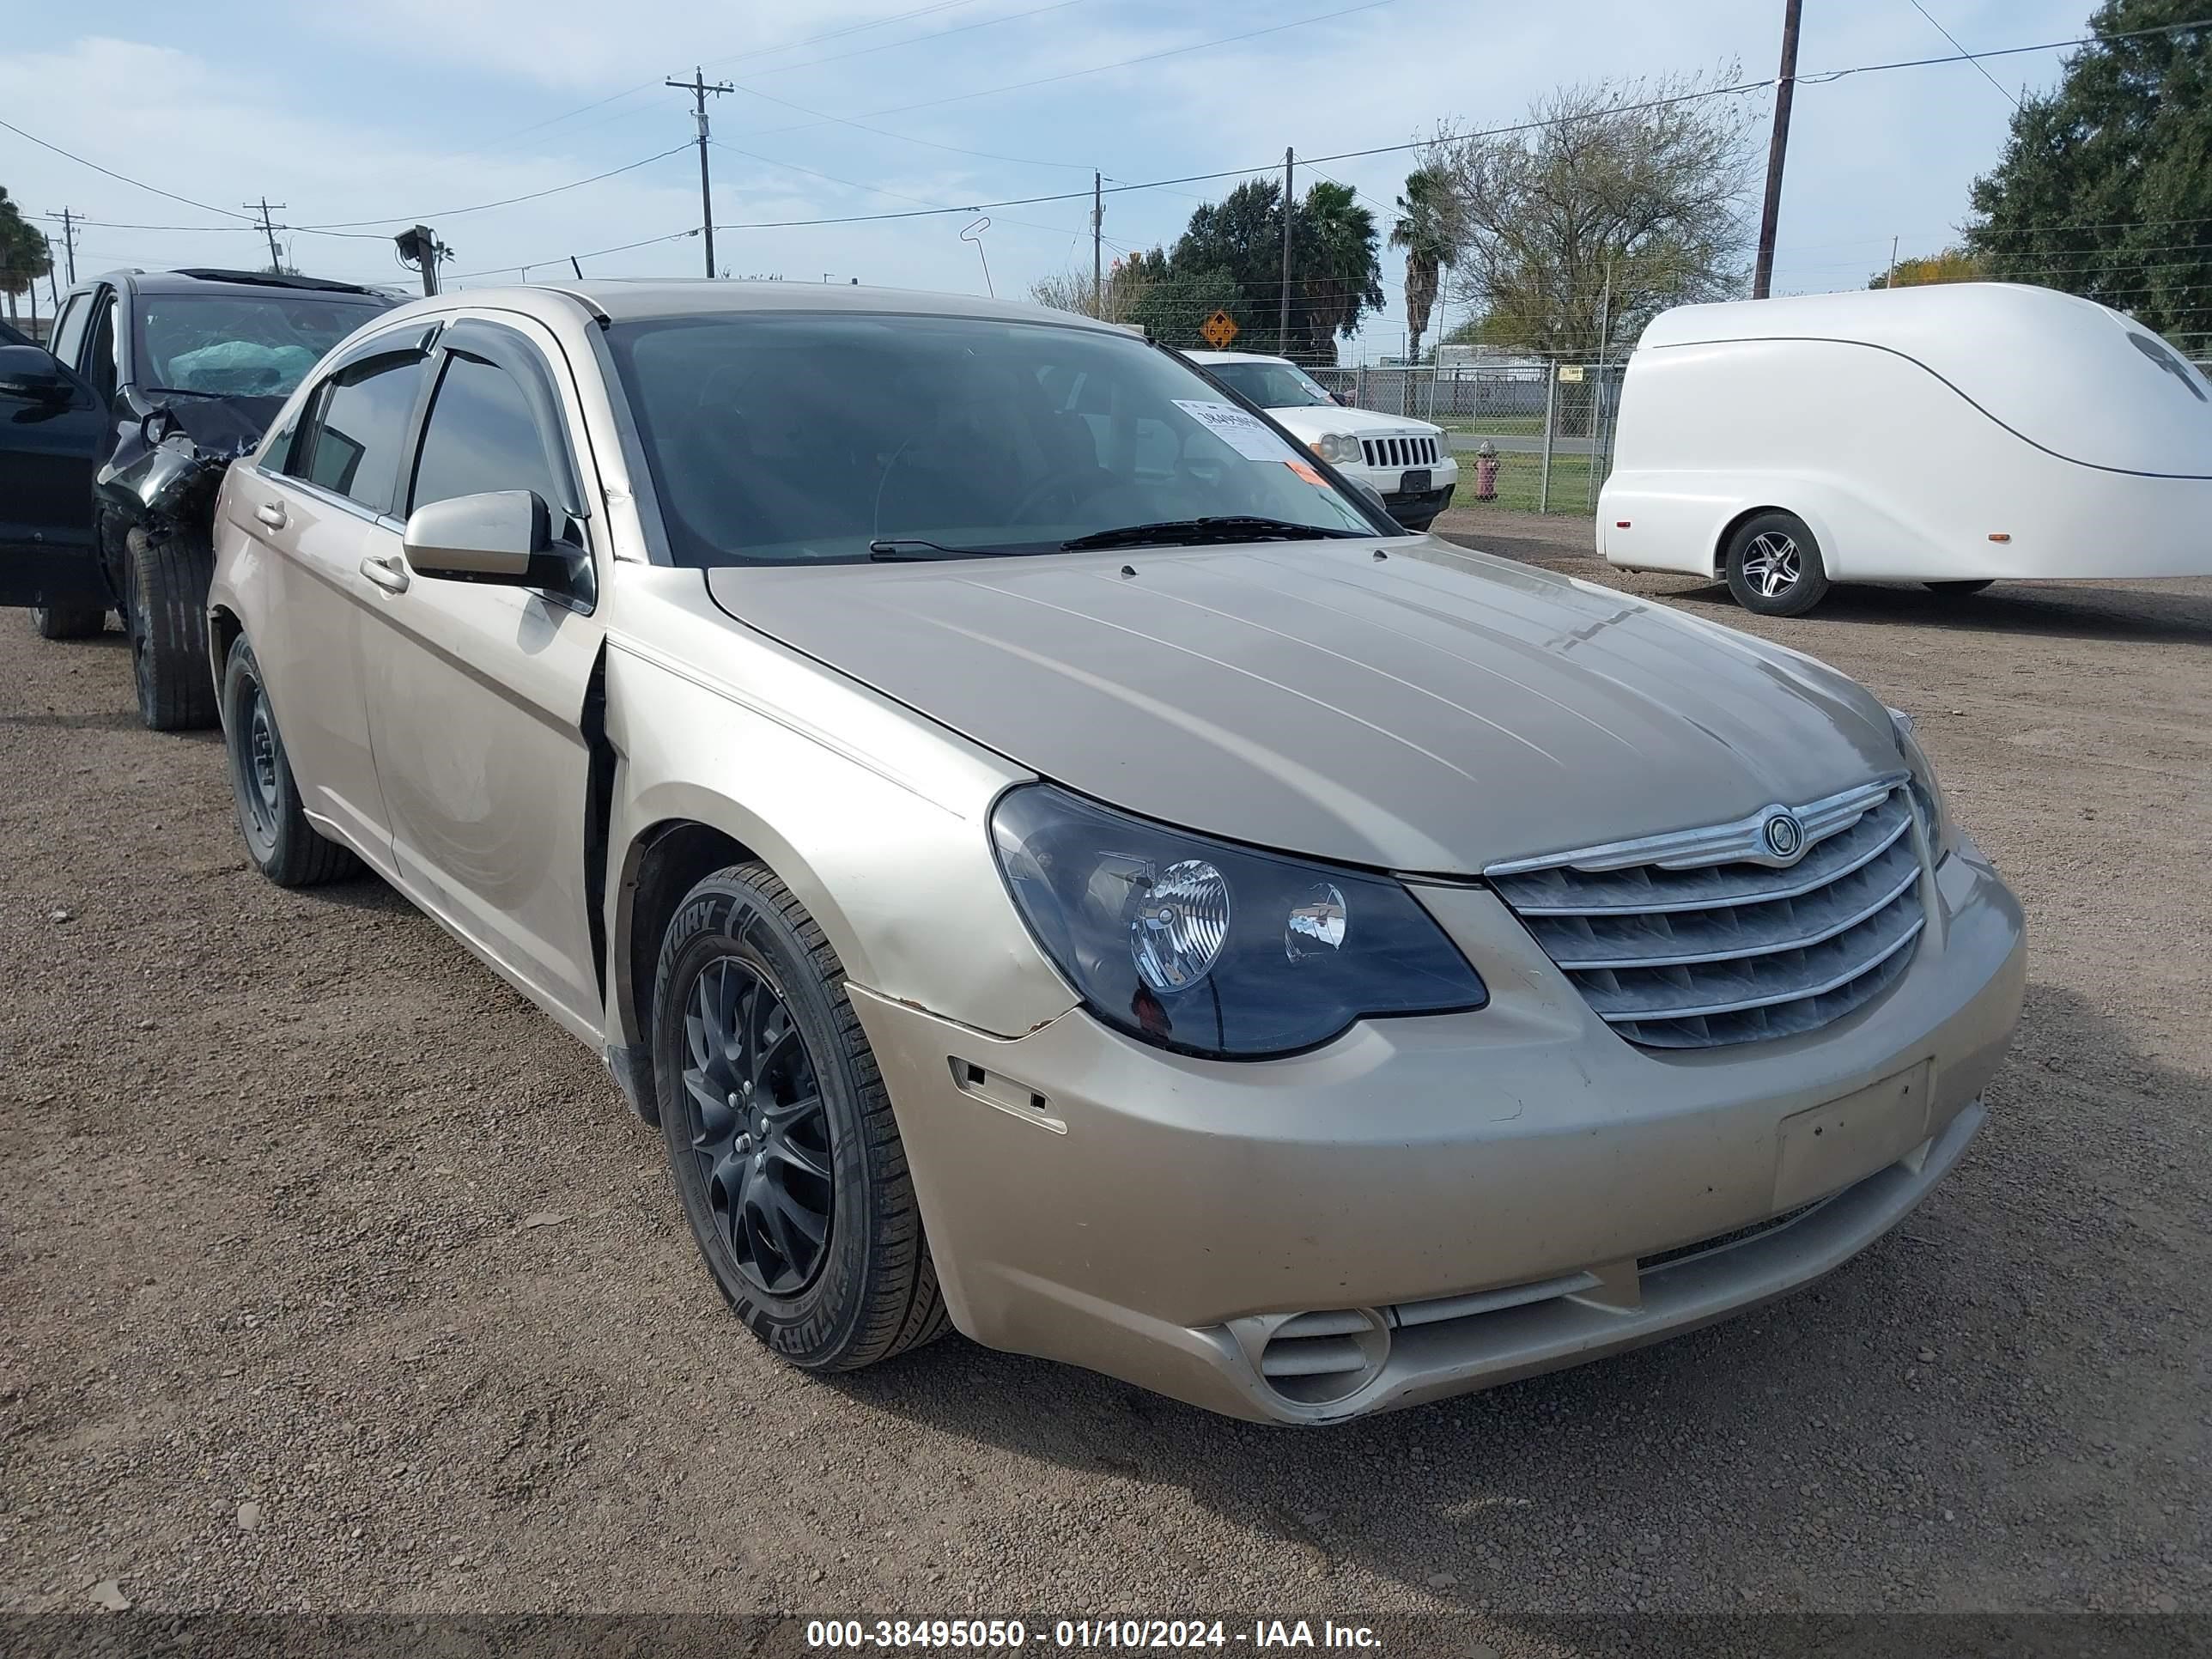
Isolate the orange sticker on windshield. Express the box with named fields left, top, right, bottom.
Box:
left=1284, top=459, right=1328, bottom=487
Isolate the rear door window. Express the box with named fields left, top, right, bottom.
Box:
left=287, top=354, right=427, bottom=514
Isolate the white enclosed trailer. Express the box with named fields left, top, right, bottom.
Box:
left=1596, top=283, right=2212, bottom=615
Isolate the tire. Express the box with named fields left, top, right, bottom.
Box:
left=30, top=603, right=104, bottom=640
left=1725, top=510, right=1831, bottom=617
left=221, top=634, right=359, bottom=887
left=653, top=861, right=951, bottom=1372
left=1926, top=580, right=1994, bottom=597
left=1396, top=514, right=1437, bottom=533
left=125, top=526, right=218, bottom=731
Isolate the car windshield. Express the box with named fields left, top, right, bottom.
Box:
left=136, top=293, right=385, bottom=398
left=606, top=313, right=1379, bottom=566
left=1200, top=357, right=1337, bottom=409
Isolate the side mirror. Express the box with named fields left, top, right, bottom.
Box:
left=0, top=343, right=76, bottom=406
left=402, top=489, right=550, bottom=583
left=1347, top=477, right=1397, bottom=521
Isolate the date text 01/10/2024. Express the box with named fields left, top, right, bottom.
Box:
left=804, top=1619, right=1384, bottom=1650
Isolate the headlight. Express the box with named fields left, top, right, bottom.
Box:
left=1887, top=706, right=1957, bottom=861
left=990, top=784, right=1487, bottom=1059
left=1310, top=434, right=1363, bottom=466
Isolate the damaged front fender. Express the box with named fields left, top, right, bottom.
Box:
left=94, top=395, right=264, bottom=542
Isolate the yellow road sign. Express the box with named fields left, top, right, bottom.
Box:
left=1200, top=309, right=1239, bottom=349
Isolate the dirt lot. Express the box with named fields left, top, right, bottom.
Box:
left=3, top=518, right=2209, bottom=1642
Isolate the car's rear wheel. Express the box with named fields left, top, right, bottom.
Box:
left=30, top=603, right=105, bottom=641
left=125, top=526, right=217, bottom=731
left=221, top=635, right=359, bottom=887
left=1925, top=580, right=1994, bottom=597
left=1725, top=510, right=1831, bottom=617
left=653, top=861, right=950, bottom=1372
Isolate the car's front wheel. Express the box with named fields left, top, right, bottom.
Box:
left=653, top=861, right=950, bottom=1372
left=221, top=635, right=359, bottom=887
left=1725, top=510, right=1831, bottom=617
left=125, top=526, right=217, bottom=731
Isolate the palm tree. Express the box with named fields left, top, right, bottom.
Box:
left=1389, top=167, right=1453, bottom=363
left=0, top=189, right=51, bottom=325
left=1292, top=181, right=1383, bottom=364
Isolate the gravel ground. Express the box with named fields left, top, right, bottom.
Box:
left=2, top=530, right=2208, bottom=1642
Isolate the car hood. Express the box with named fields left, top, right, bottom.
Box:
left=703, top=542, right=1904, bottom=875
left=1266, top=404, right=1442, bottom=441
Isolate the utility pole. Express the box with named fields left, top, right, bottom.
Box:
left=1751, top=0, right=1802, bottom=300
left=246, top=198, right=287, bottom=274
left=1091, top=171, right=1103, bottom=318
left=46, top=208, right=80, bottom=285
left=1887, top=235, right=1899, bottom=288
left=667, top=67, right=733, bottom=278
left=1278, top=148, right=1294, bottom=355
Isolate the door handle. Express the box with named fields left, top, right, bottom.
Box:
left=359, top=553, right=410, bottom=594
left=255, top=500, right=288, bottom=531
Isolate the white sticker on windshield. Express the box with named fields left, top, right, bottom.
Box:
left=1172, top=398, right=1295, bottom=463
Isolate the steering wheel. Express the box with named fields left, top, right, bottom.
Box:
left=1010, top=464, right=1117, bottom=525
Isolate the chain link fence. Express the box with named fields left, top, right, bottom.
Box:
left=1307, top=362, right=1627, bottom=516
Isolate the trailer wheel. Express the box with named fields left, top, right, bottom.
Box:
left=1725, top=511, right=1830, bottom=617
left=1925, top=580, right=1994, bottom=597
left=125, top=526, right=218, bottom=732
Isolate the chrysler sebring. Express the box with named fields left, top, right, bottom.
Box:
left=207, top=282, right=2025, bottom=1423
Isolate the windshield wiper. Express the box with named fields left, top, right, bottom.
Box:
left=1060, top=516, right=1364, bottom=552
left=866, top=538, right=1042, bottom=562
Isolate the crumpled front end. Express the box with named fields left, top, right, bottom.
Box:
left=94, top=395, right=267, bottom=573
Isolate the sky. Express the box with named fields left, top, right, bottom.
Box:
left=2, top=0, right=2091, bottom=361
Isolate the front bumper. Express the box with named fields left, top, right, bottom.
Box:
left=851, top=841, right=2024, bottom=1423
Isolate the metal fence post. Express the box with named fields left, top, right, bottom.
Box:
left=1538, top=368, right=1559, bottom=514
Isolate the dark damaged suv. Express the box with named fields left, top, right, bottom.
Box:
left=0, top=268, right=392, bottom=727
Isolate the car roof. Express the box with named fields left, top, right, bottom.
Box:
left=453, top=278, right=1132, bottom=333
left=91, top=267, right=395, bottom=301
left=1184, top=349, right=1294, bottom=367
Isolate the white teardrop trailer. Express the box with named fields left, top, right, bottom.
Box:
left=1596, top=283, right=2212, bottom=615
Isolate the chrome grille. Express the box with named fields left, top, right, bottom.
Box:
left=1487, top=777, right=1927, bottom=1049
left=1360, top=435, right=1438, bottom=468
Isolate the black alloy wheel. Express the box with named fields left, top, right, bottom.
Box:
left=653, top=862, right=950, bottom=1371
left=679, top=956, right=835, bottom=1296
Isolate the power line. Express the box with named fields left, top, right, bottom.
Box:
left=447, top=228, right=700, bottom=283
left=288, top=144, right=691, bottom=231
left=1909, top=0, right=2025, bottom=108
left=0, top=116, right=256, bottom=222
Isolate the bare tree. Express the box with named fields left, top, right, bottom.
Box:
left=1028, top=257, right=1152, bottom=325
left=1423, top=69, right=1758, bottom=356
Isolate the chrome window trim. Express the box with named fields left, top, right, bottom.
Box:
left=1485, top=772, right=1911, bottom=878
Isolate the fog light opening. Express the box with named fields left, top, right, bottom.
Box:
left=1254, top=1307, right=1391, bottom=1407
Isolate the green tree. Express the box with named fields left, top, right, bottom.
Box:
left=1126, top=258, right=1243, bottom=349
left=1867, top=247, right=1986, bottom=289
left=1291, top=180, right=1382, bottom=364
left=1966, top=1, right=2210, bottom=343
left=1422, top=68, right=1757, bottom=356
left=1170, top=179, right=1285, bottom=346
left=1390, top=167, right=1452, bottom=363
left=0, top=188, right=53, bottom=324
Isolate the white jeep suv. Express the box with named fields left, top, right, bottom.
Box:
left=1187, top=349, right=1457, bottom=531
